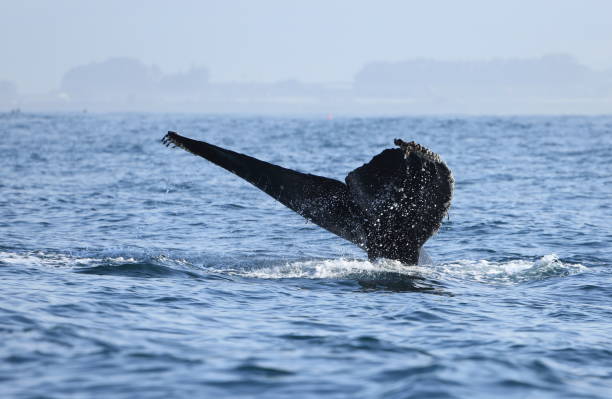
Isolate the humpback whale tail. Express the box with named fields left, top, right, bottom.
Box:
left=161, top=132, right=453, bottom=265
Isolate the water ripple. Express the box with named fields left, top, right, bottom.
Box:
left=1, top=114, right=612, bottom=398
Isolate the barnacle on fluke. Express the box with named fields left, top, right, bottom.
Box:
left=394, top=138, right=443, bottom=164
left=162, top=132, right=453, bottom=265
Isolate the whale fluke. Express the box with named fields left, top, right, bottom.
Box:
left=161, top=131, right=453, bottom=265
left=161, top=132, right=366, bottom=245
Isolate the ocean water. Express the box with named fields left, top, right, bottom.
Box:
left=1, top=113, right=611, bottom=398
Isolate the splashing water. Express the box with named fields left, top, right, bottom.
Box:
left=0, top=250, right=586, bottom=286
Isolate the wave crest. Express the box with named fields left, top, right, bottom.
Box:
left=1, top=250, right=586, bottom=285
left=230, top=254, right=586, bottom=285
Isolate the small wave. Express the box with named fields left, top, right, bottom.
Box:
left=227, top=254, right=586, bottom=286
left=0, top=250, right=202, bottom=279
left=0, top=250, right=99, bottom=269
left=1, top=250, right=586, bottom=286
left=75, top=262, right=201, bottom=278
left=437, top=254, right=587, bottom=284
left=236, top=258, right=411, bottom=279
left=230, top=258, right=440, bottom=292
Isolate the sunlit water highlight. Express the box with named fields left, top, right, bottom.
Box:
left=1, top=113, right=611, bottom=398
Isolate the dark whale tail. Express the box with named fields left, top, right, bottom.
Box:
left=161, top=132, right=453, bottom=264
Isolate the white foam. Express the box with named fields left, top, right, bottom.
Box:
left=230, top=254, right=586, bottom=284
left=434, top=254, right=587, bottom=284
left=236, top=258, right=418, bottom=279
left=0, top=250, right=96, bottom=268
left=1, top=250, right=587, bottom=285
left=0, top=250, right=142, bottom=269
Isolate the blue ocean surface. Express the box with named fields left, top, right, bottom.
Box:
left=1, top=113, right=611, bottom=398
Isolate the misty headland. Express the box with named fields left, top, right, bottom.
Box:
left=3, top=54, right=611, bottom=115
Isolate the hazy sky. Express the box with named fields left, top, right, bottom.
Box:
left=2, top=0, right=612, bottom=93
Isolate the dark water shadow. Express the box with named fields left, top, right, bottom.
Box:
left=356, top=272, right=452, bottom=295
left=74, top=262, right=203, bottom=279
